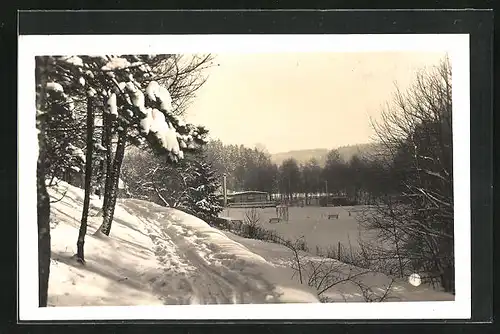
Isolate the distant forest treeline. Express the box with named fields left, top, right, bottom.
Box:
left=203, top=140, right=393, bottom=205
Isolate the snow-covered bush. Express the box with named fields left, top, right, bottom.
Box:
left=122, top=148, right=223, bottom=224
left=179, top=155, right=223, bottom=223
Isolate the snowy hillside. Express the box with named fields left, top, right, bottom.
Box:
left=47, top=181, right=319, bottom=306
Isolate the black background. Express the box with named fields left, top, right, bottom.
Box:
left=2, top=5, right=496, bottom=334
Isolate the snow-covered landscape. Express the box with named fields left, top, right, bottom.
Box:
left=222, top=206, right=373, bottom=251
left=24, top=49, right=457, bottom=319
left=48, top=181, right=319, bottom=306
left=47, top=181, right=453, bottom=306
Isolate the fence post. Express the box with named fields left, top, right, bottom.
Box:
left=337, top=241, right=341, bottom=260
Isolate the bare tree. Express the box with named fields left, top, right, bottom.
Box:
left=151, top=54, right=215, bottom=115
left=359, top=57, right=454, bottom=292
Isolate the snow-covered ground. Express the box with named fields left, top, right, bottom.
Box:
left=47, top=182, right=319, bottom=306
left=220, top=207, right=454, bottom=302
left=224, top=232, right=453, bottom=302
left=221, top=206, right=374, bottom=251
left=47, top=182, right=452, bottom=307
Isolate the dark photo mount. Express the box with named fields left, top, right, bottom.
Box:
left=11, top=8, right=494, bottom=333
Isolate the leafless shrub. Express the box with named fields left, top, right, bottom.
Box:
left=351, top=277, right=398, bottom=302
left=217, top=211, right=397, bottom=302
left=244, top=208, right=260, bottom=236
left=315, top=235, right=370, bottom=269
left=289, top=236, right=400, bottom=302
left=279, top=236, right=309, bottom=284
left=288, top=248, right=397, bottom=302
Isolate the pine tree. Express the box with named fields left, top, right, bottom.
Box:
left=40, top=57, right=87, bottom=187
left=181, top=155, right=223, bottom=223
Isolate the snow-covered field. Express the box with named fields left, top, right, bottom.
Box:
left=46, top=182, right=453, bottom=307
left=221, top=206, right=372, bottom=251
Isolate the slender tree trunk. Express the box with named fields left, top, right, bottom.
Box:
left=393, top=223, right=404, bottom=278
left=97, top=126, right=106, bottom=200
left=76, top=98, right=94, bottom=263
left=102, top=113, right=113, bottom=215
left=35, top=57, right=50, bottom=307
left=100, top=130, right=127, bottom=236
left=37, top=129, right=51, bottom=307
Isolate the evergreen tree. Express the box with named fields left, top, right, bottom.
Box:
left=181, top=155, right=223, bottom=223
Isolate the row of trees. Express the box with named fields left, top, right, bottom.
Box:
left=204, top=140, right=393, bottom=205
left=36, top=54, right=215, bottom=306
left=204, top=141, right=277, bottom=195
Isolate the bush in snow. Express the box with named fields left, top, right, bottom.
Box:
left=179, top=153, right=223, bottom=223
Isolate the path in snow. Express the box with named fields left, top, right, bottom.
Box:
left=124, top=199, right=282, bottom=305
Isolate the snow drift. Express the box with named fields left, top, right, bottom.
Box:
left=47, top=181, right=319, bottom=306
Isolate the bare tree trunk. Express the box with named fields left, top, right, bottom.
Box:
left=392, top=220, right=404, bottom=278
left=100, top=130, right=126, bottom=236
left=35, top=57, right=50, bottom=307
left=97, top=122, right=106, bottom=200
left=101, top=113, right=113, bottom=215
left=76, top=97, right=94, bottom=263
left=37, top=130, right=51, bottom=307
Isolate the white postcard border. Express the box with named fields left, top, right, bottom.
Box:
left=18, top=33, right=470, bottom=321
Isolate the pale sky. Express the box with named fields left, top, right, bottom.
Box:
left=185, top=52, right=446, bottom=154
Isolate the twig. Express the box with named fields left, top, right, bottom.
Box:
left=50, top=188, right=68, bottom=203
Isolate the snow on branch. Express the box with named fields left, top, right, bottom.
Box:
left=101, top=57, right=143, bottom=71
left=146, top=81, right=173, bottom=111
left=47, top=55, right=209, bottom=162
left=46, top=82, right=64, bottom=93
left=60, top=56, right=84, bottom=67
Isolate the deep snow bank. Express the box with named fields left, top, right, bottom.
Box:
left=47, top=181, right=319, bottom=306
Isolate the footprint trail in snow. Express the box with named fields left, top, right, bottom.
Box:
left=124, top=199, right=281, bottom=305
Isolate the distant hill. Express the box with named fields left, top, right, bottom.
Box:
left=270, top=148, right=329, bottom=167
left=337, top=143, right=382, bottom=161
left=270, top=143, right=381, bottom=166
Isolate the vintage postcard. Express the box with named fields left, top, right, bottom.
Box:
left=18, top=33, right=471, bottom=320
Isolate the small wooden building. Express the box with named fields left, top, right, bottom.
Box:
left=230, top=191, right=269, bottom=204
